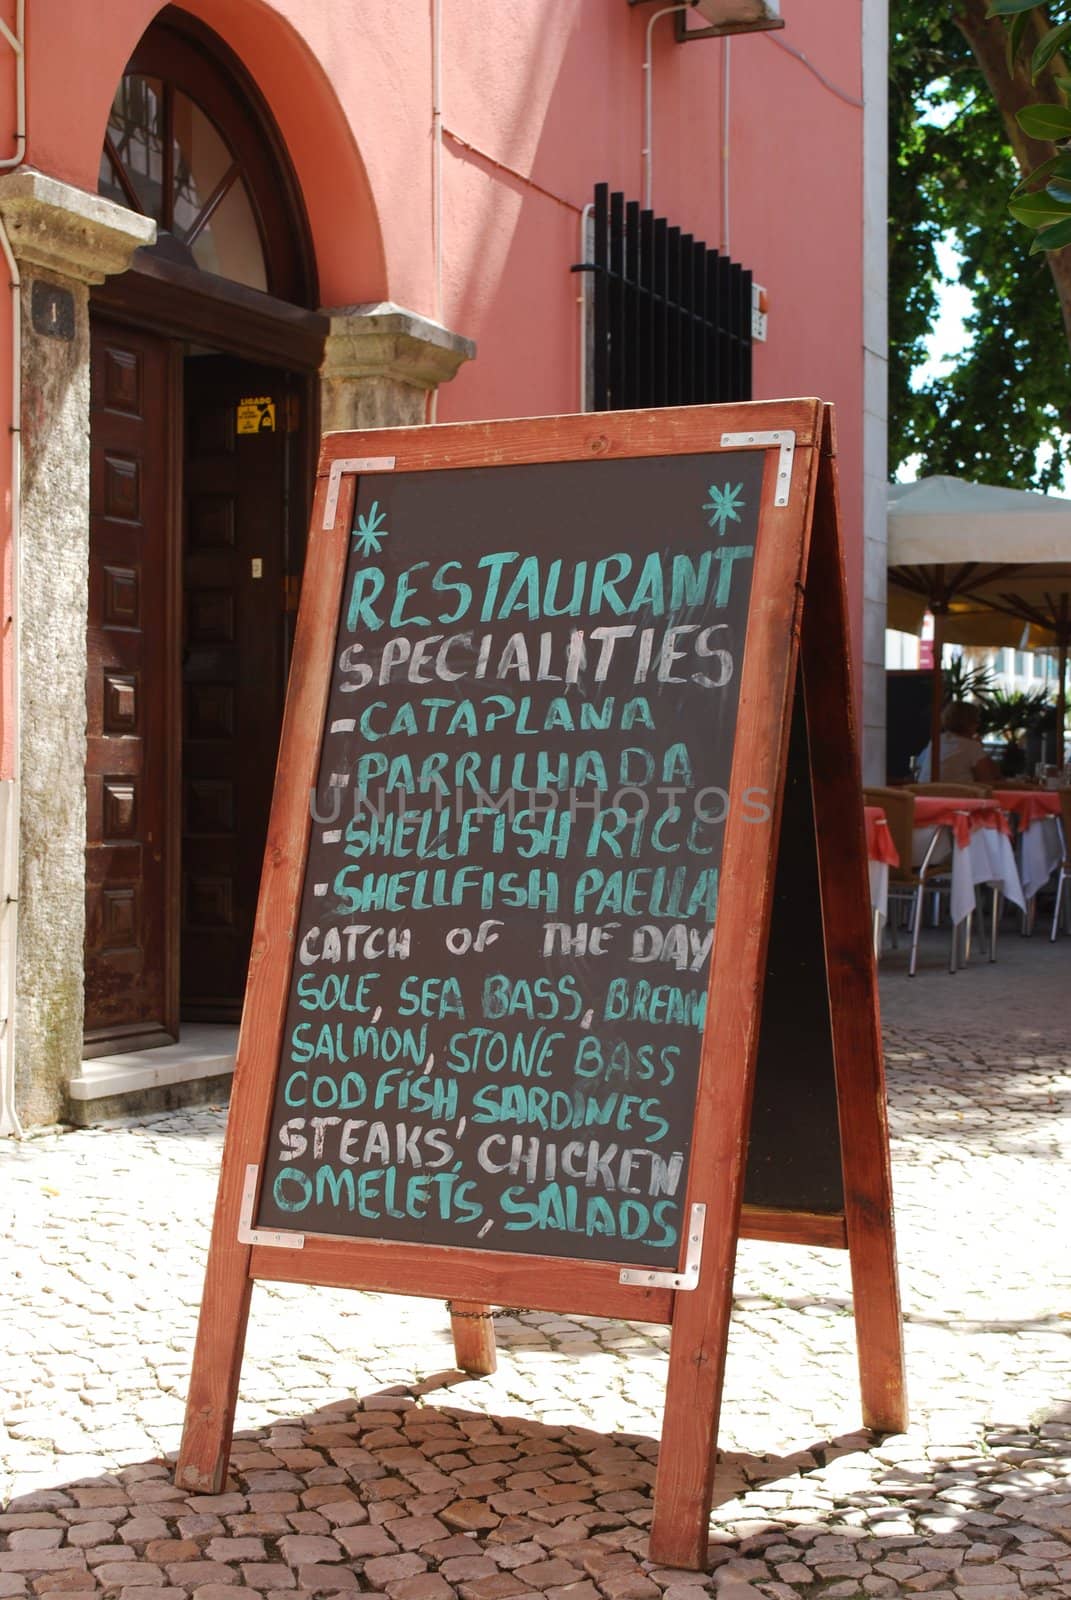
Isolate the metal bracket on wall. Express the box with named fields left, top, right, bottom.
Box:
left=618, top=1202, right=706, bottom=1291
left=237, top=1164, right=305, bottom=1249
left=719, top=428, right=795, bottom=507
left=322, top=456, right=397, bottom=531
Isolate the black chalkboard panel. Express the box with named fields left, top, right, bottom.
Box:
left=744, top=687, right=844, bottom=1216
left=257, top=450, right=766, bottom=1267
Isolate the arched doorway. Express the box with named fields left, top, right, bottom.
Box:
left=86, top=8, right=324, bottom=1058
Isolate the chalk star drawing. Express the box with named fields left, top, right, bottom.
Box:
left=352, top=500, right=389, bottom=556
left=703, top=481, right=745, bottom=536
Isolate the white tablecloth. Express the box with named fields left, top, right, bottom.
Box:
left=913, top=824, right=1026, bottom=927
left=869, top=861, right=889, bottom=927
left=1019, top=815, right=1064, bottom=902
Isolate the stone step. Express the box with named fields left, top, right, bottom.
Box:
left=66, top=1025, right=238, bottom=1124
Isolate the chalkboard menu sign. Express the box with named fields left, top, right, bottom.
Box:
left=179, top=404, right=904, bottom=1574
left=257, top=452, right=764, bottom=1264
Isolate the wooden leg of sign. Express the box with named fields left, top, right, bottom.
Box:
left=650, top=437, right=820, bottom=1570
left=177, top=1251, right=252, bottom=1493
left=649, top=1229, right=739, bottom=1568
left=801, top=413, right=908, bottom=1436
left=448, top=1302, right=498, bottom=1375
left=178, top=464, right=362, bottom=1492
left=177, top=1149, right=256, bottom=1494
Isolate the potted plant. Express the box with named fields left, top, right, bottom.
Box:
left=978, top=688, right=1055, bottom=777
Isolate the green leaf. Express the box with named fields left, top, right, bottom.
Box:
left=1029, top=212, right=1071, bottom=249
left=1031, top=18, right=1071, bottom=79
left=1013, top=149, right=1071, bottom=191
left=1007, top=11, right=1031, bottom=70
left=1047, top=177, right=1071, bottom=200
left=1009, top=190, right=1071, bottom=223
left=988, top=0, right=1046, bottom=14
left=1017, top=101, right=1071, bottom=137
left=1054, top=74, right=1071, bottom=95
left=1015, top=154, right=1058, bottom=192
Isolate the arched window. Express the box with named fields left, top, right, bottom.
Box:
left=98, top=8, right=314, bottom=306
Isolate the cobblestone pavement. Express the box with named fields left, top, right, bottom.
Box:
left=2, top=956, right=1070, bottom=1599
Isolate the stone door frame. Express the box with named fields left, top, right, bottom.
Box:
left=0, top=168, right=474, bottom=1127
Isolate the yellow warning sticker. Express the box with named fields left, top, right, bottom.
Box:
left=237, top=396, right=276, bottom=434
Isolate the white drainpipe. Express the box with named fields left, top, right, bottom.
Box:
left=642, top=5, right=688, bottom=212
left=0, top=0, right=26, bottom=1137
left=428, top=0, right=443, bottom=423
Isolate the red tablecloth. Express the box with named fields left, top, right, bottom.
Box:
left=911, top=795, right=1011, bottom=851
left=864, top=805, right=899, bottom=866
left=991, top=790, right=1062, bottom=829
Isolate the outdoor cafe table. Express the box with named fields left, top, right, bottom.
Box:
left=864, top=803, right=899, bottom=943
left=911, top=795, right=1026, bottom=932
left=991, top=789, right=1064, bottom=903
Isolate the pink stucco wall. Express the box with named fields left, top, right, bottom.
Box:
left=0, top=0, right=867, bottom=776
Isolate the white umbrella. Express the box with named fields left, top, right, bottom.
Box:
left=887, top=476, right=1071, bottom=773
left=889, top=475, right=1071, bottom=564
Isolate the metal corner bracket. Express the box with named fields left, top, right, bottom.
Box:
left=719, top=428, right=796, bottom=508
left=323, top=456, right=397, bottom=530
left=237, top=1163, right=305, bottom=1249
left=619, top=1201, right=706, bottom=1290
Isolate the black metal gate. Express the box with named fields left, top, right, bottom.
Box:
left=576, top=182, right=753, bottom=412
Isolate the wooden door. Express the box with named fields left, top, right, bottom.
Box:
left=85, top=320, right=179, bottom=1054
left=181, top=357, right=301, bottom=1018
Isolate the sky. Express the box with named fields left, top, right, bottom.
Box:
left=914, top=237, right=973, bottom=388
left=894, top=236, right=971, bottom=484
left=901, top=102, right=973, bottom=450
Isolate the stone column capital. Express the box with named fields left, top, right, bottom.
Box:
left=322, top=301, right=475, bottom=392
left=319, top=302, right=475, bottom=433
left=0, top=167, right=156, bottom=285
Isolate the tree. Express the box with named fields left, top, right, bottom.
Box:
left=889, top=1, right=1071, bottom=487
left=968, top=1, right=1071, bottom=267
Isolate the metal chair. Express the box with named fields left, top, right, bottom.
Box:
left=863, top=786, right=957, bottom=974
left=1049, top=790, right=1071, bottom=940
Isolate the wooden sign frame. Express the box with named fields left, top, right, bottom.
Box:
left=177, top=400, right=906, bottom=1571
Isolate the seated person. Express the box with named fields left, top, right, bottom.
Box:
left=915, top=700, right=999, bottom=784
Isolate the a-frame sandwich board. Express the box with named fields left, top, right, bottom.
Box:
left=177, top=399, right=906, bottom=1572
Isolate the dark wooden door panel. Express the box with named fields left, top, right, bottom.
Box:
left=182, top=357, right=301, bottom=1017
left=85, top=320, right=178, bottom=1054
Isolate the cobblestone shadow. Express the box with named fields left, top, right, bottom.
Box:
left=3, top=1384, right=1071, bottom=1600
